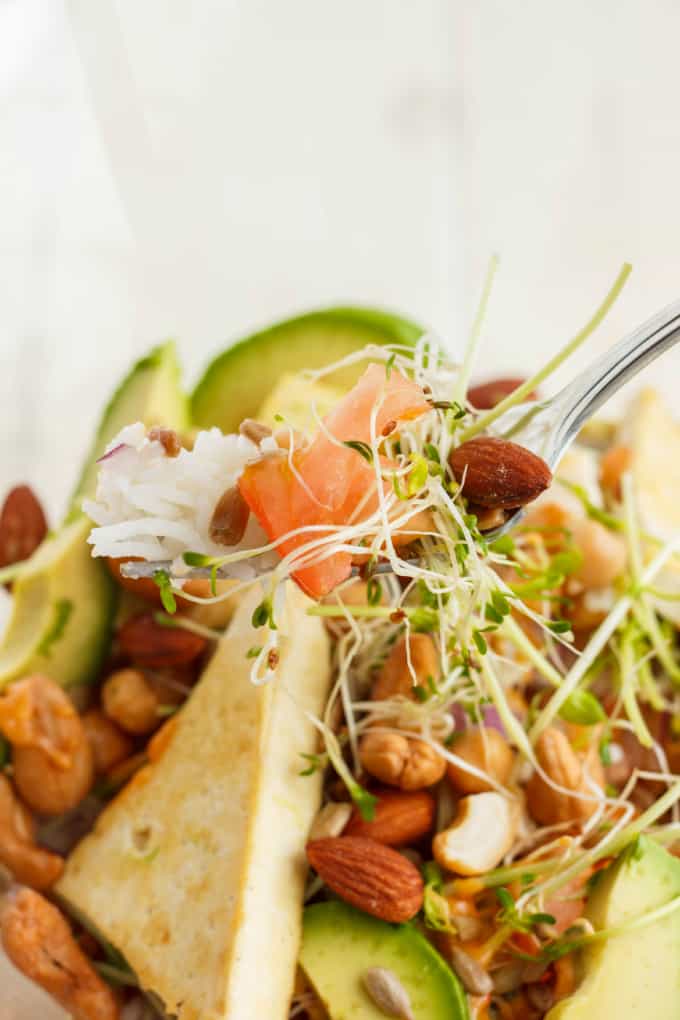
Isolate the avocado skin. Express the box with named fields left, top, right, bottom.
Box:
left=191, top=306, right=424, bottom=433
left=300, top=900, right=469, bottom=1020
left=547, top=837, right=680, bottom=1020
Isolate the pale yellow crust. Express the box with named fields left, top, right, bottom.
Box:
left=57, top=584, right=330, bottom=1020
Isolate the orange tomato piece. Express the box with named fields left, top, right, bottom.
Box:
left=239, top=364, right=430, bottom=597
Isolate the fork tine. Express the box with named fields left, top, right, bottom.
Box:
left=118, top=558, right=404, bottom=583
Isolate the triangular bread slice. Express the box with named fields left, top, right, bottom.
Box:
left=56, top=584, right=330, bottom=1020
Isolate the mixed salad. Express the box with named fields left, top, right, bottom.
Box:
left=0, top=284, right=679, bottom=1020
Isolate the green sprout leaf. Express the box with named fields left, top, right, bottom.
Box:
left=352, top=784, right=378, bottom=822
left=472, top=630, right=488, bottom=655
left=599, top=732, right=613, bottom=766
left=407, top=455, right=429, bottom=496
left=490, top=534, right=515, bottom=556
left=366, top=577, right=383, bottom=606
left=549, top=619, right=573, bottom=635
left=424, top=442, right=440, bottom=464
left=559, top=689, right=606, bottom=726
left=422, top=861, right=457, bottom=933
left=343, top=440, right=374, bottom=464
left=252, top=597, right=276, bottom=630
left=153, top=569, right=177, bottom=614
left=299, top=752, right=323, bottom=777
left=409, top=607, right=439, bottom=633
left=183, top=551, right=215, bottom=567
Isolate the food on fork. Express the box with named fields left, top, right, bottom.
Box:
left=0, top=301, right=679, bottom=1020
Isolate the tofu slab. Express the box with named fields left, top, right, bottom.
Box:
left=57, top=584, right=330, bottom=1020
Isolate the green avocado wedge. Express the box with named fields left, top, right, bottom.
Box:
left=0, top=341, right=191, bottom=691
left=0, top=516, right=116, bottom=690
left=300, top=901, right=470, bottom=1020
left=191, top=307, right=424, bottom=433
left=70, top=340, right=189, bottom=512
left=547, top=837, right=680, bottom=1020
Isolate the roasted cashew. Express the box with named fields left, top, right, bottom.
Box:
left=0, top=675, right=94, bottom=815
left=1, top=886, right=119, bottom=1020
left=0, top=776, right=63, bottom=890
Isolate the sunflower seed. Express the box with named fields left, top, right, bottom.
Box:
left=362, top=967, right=414, bottom=1020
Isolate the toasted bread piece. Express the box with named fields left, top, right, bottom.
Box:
left=57, top=584, right=330, bottom=1020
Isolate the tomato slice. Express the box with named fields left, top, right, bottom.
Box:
left=239, top=364, right=430, bottom=597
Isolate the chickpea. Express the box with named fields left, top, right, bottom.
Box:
left=447, top=726, right=515, bottom=794
left=0, top=675, right=94, bottom=816
left=599, top=444, right=632, bottom=501
left=392, top=508, right=435, bottom=548
left=570, top=518, right=627, bottom=590
left=372, top=634, right=439, bottom=701
left=101, top=668, right=160, bottom=735
left=525, top=726, right=604, bottom=826
left=81, top=709, right=134, bottom=774
left=359, top=731, right=446, bottom=790
left=1, top=887, right=119, bottom=1020
left=0, top=775, right=63, bottom=890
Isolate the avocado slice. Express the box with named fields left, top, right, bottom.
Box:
left=0, top=342, right=190, bottom=690
left=191, top=307, right=423, bottom=433
left=548, top=837, right=680, bottom=1019
left=70, top=340, right=189, bottom=511
left=257, top=372, right=346, bottom=432
left=0, top=516, right=116, bottom=690
left=300, top=900, right=470, bottom=1020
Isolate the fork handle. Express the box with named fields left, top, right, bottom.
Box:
left=547, top=297, right=680, bottom=461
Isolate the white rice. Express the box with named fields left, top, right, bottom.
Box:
left=84, top=423, right=275, bottom=575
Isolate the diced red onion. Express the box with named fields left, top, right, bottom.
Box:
left=451, top=702, right=507, bottom=736
left=96, top=443, right=129, bottom=464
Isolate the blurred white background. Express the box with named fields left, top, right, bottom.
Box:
left=1, top=0, right=679, bottom=523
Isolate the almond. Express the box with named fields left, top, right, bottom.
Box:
left=344, top=789, right=435, bottom=847
left=117, top=612, right=207, bottom=668
left=306, top=836, right=423, bottom=922
left=467, top=377, right=536, bottom=410
left=449, top=437, right=552, bottom=509
left=0, top=486, right=47, bottom=569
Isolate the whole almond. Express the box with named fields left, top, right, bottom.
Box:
left=449, top=437, right=552, bottom=509
left=467, top=377, right=536, bottom=410
left=306, top=836, right=423, bottom=922
left=0, top=486, right=47, bottom=568
left=345, top=789, right=435, bottom=847
left=117, top=613, right=207, bottom=669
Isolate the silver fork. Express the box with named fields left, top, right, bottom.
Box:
left=121, top=298, right=680, bottom=583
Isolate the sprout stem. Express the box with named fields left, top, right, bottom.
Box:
left=459, top=262, right=632, bottom=441
left=454, top=253, right=500, bottom=403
